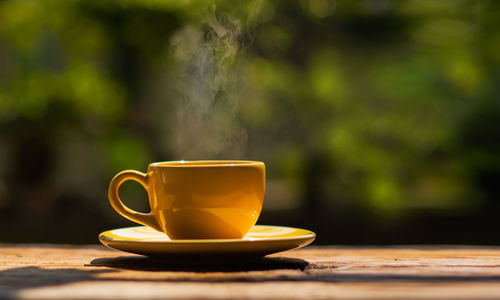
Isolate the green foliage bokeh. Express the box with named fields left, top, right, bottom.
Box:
left=1, top=0, right=500, bottom=242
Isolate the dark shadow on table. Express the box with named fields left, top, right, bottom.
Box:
left=0, top=266, right=114, bottom=297
left=90, top=255, right=310, bottom=272
left=89, top=256, right=500, bottom=283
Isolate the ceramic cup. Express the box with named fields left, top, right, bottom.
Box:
left=108, top=160, right=265, bottom=239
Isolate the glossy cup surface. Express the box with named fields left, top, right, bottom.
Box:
left=108, top=161, right=265, bottom=239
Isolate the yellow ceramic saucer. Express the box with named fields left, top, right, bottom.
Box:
left=99, top=225, right=315, bottom=262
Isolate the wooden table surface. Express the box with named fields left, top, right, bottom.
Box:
left=2, top=244, right=500, bottom=299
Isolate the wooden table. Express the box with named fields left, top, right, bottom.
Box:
left=2, top=245, right=500, bottom=299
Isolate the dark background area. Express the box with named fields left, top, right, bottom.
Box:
left=1, top=0, right=500, bottom=245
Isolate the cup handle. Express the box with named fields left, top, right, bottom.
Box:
left=108, top=170, right=163, bottom=232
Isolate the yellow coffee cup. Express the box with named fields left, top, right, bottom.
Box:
left=108, top=160, right=265, bottom=239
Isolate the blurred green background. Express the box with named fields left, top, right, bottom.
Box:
left=1, top=0, right=500, bottom=244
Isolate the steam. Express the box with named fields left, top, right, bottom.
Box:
left=168, top=7, right=247, bottom=159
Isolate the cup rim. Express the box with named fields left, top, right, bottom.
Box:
left=149, top=160, right=264, bottom=168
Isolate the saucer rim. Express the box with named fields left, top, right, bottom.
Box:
left=99, top=225, right=316, bottom=244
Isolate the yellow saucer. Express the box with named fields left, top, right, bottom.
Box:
left=99, top=225, right=315, bottom=262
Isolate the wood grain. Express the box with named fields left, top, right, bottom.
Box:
left=2, top=244, right=500, bottom=299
